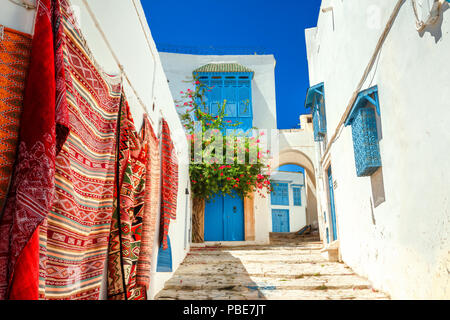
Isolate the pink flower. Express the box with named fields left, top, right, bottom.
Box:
left=180, top=91, right=184, bottom=94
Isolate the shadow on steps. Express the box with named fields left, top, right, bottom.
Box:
left=155, top=249, right=268, bottom=300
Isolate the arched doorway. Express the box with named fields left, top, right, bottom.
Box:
left=269, top=148, right=318, bottom=232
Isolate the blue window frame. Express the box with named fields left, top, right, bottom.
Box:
left=345, top=86, right=382, bottom=177
left=156, top=235, right=173, bottom=272
left=293, top=187, right=302, bottom=206
left=194, top=72, right=253, bottom=131
left=305, top=83, right=326, bottom=142
left=271, top=182, right=289, bottom=206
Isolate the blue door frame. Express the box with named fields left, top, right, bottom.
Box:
left=327, top=166, right=338, bottom=241
left=204, top=191, right=244, bottom=241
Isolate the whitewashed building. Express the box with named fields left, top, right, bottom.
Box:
left=305, top=0, right=450, bottom=299
left=160, top=52, right=278, bottom=246
left=269, top=170, right=307, bottom=233
left=159, top=53, right=318, bottom=247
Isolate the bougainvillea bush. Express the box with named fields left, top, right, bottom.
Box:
left=176, top=76, right=272, bottom=200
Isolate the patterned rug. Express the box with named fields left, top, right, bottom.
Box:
left=159, top=119, right=179, bottom=250
left=0, top=26, right=32, bottom=214
left=136, top=117, right=160, bottom=287
left=107, top=99, right=147, bottom=300
left=37, top=0, right=123, bottom=300
left=0, top=0, right=69, bottom=300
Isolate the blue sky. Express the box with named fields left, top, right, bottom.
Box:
left=142, top=0, right=322, bottom=130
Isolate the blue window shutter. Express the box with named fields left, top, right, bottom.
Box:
left=198, top=77, right=210, bottom=113
left=293, top=187, right=302, bottom=206
left=271, top=183, right=289, bottom=206
left=238, top=82, right=251, bottom=117
left=157, top=235, right=173, bottom=272
left=351, top=107, right=381, bottom=177
left=307, top=83, right=326, bottom=142
left=224, top=79, right=237, bottom=117
left=194, top=72, right=253, bottom=132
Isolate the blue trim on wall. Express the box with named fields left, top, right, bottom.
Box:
left=156, top=236, right=173, bottom=272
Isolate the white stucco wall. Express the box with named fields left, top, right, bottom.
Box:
left=1, top=0, right=191, bottom=300
left=306, top=0, right=450, bottom=299
left=270, top=171, right=307, bottom=233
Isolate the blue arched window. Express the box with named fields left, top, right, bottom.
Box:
left=193, top=63, right=254, bottom=132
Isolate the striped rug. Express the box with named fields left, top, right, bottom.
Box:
left=38, top=0, right=122, bottom=300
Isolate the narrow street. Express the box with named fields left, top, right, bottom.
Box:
left=155, top=234, right=390, bottom=300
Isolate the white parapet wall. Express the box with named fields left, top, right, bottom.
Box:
left=306, top=0, right=450, bottom=299
left=1, top=0, right=191, bottom=300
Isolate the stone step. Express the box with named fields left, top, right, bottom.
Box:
left=187, top=248, right=322, bottom=256
left=182, top=253, right=328, bottom=264
left=163, top=274, right=372, bottom=291
left=190, top=245, right=324, bottom=252
left=174, top=261, right=354, bottom=278
left=155, top=288, right=388, bottom=300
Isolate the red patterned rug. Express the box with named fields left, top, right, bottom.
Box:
left=159, top=119, right=178, bottom=250
left=107, top=98, right=148, bottom=300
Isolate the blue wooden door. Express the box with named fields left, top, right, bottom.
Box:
left=204, top=191, right=244, bottom=241
left=223, top=192, right=244, bottom=241
left=204, top=193, right=224, bottom=241
left=327, top=166, right=338, bottom=241
left=272, top=209, right=290, bottom=232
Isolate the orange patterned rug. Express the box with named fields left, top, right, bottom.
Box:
left=0, top=26, right=32, bottom=214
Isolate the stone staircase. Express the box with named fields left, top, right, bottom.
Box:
left=154, top=233, right=390, bottom=300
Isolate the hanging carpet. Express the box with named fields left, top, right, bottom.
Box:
left=0, top=0, right=69, bottom=300
left=136, top=117, right=160, bottom=288
left=37, top=0, right=123, bottom=300
left=159, top=119, right=178, bottom=251
left=107, top=99, right=148, bottom=300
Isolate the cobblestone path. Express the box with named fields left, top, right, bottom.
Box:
left=155, top=233, right=390, bottom=300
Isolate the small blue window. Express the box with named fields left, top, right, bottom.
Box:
left=271, top=182, right=289, bottom=206
left=157, top=235, right=173, bottom=272
left=293, top=187, right=302, bottom=206
left=345, top=86, right=382, bottom=177
left=305, top=83, right=326, bottom=142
